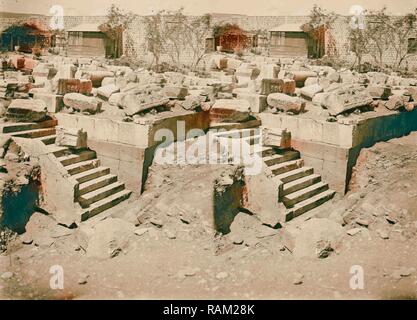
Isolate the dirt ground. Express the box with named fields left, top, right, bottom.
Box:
left=1, top=133, right=417, bottom=300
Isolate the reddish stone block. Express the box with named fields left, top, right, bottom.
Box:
left=209, top=108, right=249, bottom=124
left=57, top=78, right=80, bottom=95
left=260, top=78, right=284, bottom=95
left=282, top=79, right=296, bottom=95
left=10, top=55, right=25, bottom=70
left=16, top=58, right=25, bottom=70
left=24, top=58, right=38, bottom=70
left=79, top=79, right=93, bottom=95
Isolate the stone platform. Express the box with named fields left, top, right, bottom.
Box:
left=259, top=108, right=417, bottom=193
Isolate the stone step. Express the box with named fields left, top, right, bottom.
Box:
left=269, top=159, right=304, bottom=176
left=78, top=181, right=125, bottom=208
left=78, top=174, right=118, bottom=196
left=58, top=150, right=97, bottom=167
left=274, top=166, right=314, bottom=184
left=209, top=119, right=261, bottom=131
left=263, top=150, right=300, bottom=166
left=1, top=119, right=57, bottom=133
left=72, top=166, right=111, bottom=184
left=66, top=159, right=100, bottom=175
left=285, top=189, right=336, bottom=221
left=80, top=189, right=132, bottom=221
left=46, top=145, right=69, bottom=157
left=215, top=128, right=260, bottom=139
left=257, top=146, right=276, bottom=157
left=11, top=127, right=56, bottom=139
left=283, top=173, right=322, bottom=196
left=34, top=134, right=56, bottom=145
left=283, top=181, right=329, bottom=207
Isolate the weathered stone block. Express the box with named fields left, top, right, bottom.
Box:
left=56, top=126, right=88, bottom=149
left=63, top=93, right=101, bottom=114
left=304, top=77, right=319, bottom=87
left=236, top=64, right=260, bottom=81
left=321, top=85, right=373, bottom=116
left=259, top=63, right=279, bottom=79
left=57, top=78, right=80, bottom=95
left=282, top=79, right=296, bottom=95
left=366, top=86, right=392, bottom=100
left=210, top=100, right=251, bottom=123
left=385, top=95, right=404, bottom=110
left=120, top=93, right=169, bottom=116
left=236, top=93, right=267, bottom=113
left=300, top=84, right=323, bottom=100
left=33, top=93, right=63, bottom=113
left=6, top=99, right=47, bottom=122
left=56, top=64, right=77, bottom=79
left=108, top=92, right=126, bottom=107
left=86, top=71, right=115, bottom=87
left=79, top=79, right=92, bottom=95
left=260, top=78, right=283, bottom=95
left=101, top=77, right=116, bottom=87
left=267, top=93, right=305, bottom=114
left=97, top=84, right=120, bottom=100
left=162, top=85, right=188, bottom=99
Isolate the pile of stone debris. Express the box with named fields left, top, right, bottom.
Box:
left=1, top=52, right=416, bottom=126
left=204, top=54, right=417, bottom=121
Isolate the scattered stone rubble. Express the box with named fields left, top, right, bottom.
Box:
left=1, top=52, right=416, bottom=133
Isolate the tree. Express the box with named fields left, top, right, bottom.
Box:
left=144, top=11, right=166, bottom=68
left=144, top=9, right=187, bottom=69
left=144, top=8, right=212, bottom=71
left=163, top=9, right=188, bottom=68
left=386, top=11, right=417, bottom=70
left=363, top=8, right=391, bottom=70
left=100, top=4, right=135, bottom=58
left=302, top=5, right=337, bottom=58
left=348, top=27, right=369, bottom=72
left=362, top=8, right=417, bottom=71
left=181, top=14, right=212, bottom=70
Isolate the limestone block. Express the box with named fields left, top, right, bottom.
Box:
left=210, top=99, right=251, bottom=123
left=321, top=85, right=373, bottom=116
left=260, top=78, right=284, bottom=95
left=63, top=93, right=101, bottom=114
left=385, top=95, right=404, bottom=111
left=33, top=92, right=63, bottom=113
left=162, top=85, right=188, bottom=99
left=267, top=93, right=305, bottom=114
left=236, top=93, right=267, bottom=113
left=300, top=84, right=323, bottom=100
left=304, top=77, right=319, bottom=87
left=366, top=86, right=391, bottom=100
left=101, top=77, right=116, bottom=87
left=6, top=99, right=47, bottom=122
left=56, top=126, right=87, bottom=149
left=97, top=84, right=120, bottom=100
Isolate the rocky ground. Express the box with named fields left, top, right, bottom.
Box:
left=1, top=133, right=417, bottom=300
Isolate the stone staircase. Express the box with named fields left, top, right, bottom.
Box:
left=213, top=124, right=335, bottom=223
left=1, top=119, right=132, bottom=221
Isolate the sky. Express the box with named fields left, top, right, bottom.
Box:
left=1, top=0, right=416, bottom=16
